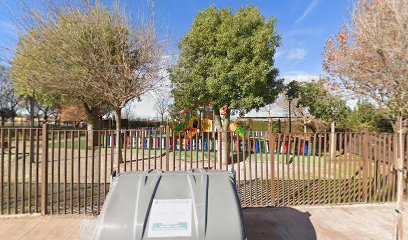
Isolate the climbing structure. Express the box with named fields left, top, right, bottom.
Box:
left=173, top=109, right=201, bottom=139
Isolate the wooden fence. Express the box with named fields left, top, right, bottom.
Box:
left=0, top=126, right=407, bottom=215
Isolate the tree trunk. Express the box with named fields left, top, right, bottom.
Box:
left=330, top=121, right=336, bottom=160
left=288, top=100, right=292, bottom=133
left=87, top=114, right=101, bottom=143
left=29, top=96, right=35, bottom=128
left=27, top=94, right=36, bottom=163
left=43, top=111, right=48, bottom=124
left=83, top=103, right=101, bottom=147
left=214, top=110, right=230, bottom=165
left=394, top=113, right=404, bottom=240
left=115, top=108, right=123, bottom=169
left=0, top=116, right=4, bottom=127
left=303, top=116, right=307, bottom=134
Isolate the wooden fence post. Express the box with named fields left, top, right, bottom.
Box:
left=41, top=124, right=48, bottom=215
left=268, top=128, right=275, bottom=206
left=363, top=128, right=369, bottom=203
left=165, top=125, right=170, bottom=171
left=394, top=116, right=404, bottom=240
left=394, top=133, right=398, bottom=202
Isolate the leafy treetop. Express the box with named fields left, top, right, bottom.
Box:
left=169, top=5, right=282, bottom=116
left=297, top=79, right=349, bottom=123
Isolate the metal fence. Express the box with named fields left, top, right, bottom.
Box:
left=0, top=126, right=407, bottom=215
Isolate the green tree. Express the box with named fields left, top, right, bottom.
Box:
left=297, top=79, right=349, bottom=124
left=11, top=18, right=107, bottom=131
left=11, top=75, right=60, bottom=127
left=284, top=81, right=301, bottom=133
left=0, top=66, right=19, bottom=126
left=344, top=100, right=392, bottom=133
left=296, top=79, right=349, bottom=160
left=169, top=5, right=282, bottom=161
left=11, top=1, right=162, bottom=163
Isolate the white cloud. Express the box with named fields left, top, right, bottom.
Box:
left=244, top=107, right=287, bottom=118
left=286, top=48, right=308, bottom=61
left=128, top=96, right=158, bottom=119
left=296, top=0, right=322, bottom=23
left=281, top=73, right=320, bottom=83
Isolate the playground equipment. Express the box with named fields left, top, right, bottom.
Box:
left=229, top=122, right=250, bottom=138
left=91, top=169, right=247, bottom=240
left=201, top=118, right=212, bottom=132
left=173, top=106, right=249, bottom=139
left=220, top=105, right=249, bottom=138
left=101, top=105, right=319, bottom=156
left=101, top=128, right=315, bottom=157
left=174, top=109, right=202, bottom=138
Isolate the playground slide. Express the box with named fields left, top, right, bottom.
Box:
left=229, top=123, right=249, bottom=138
left=185, top=128, right=199, bottom=139
left=174, top=122, right=185, bottom=133
left=235, top=126, right=249, bottom=138
left=174, top=114, right=200, bottom=138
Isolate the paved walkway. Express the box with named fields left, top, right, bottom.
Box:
left=244, top=204, right=408, bottom=240
left=0, top=214, right=92, bottom=240
left=0, top=204, right=406, bottom=240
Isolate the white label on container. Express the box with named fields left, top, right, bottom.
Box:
left=147, top=199, right=192, bottom=238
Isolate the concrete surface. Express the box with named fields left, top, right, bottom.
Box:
left=0, top=214, right=94, bottom=240
left=244, top=203, right=408, bottom=240
left=0, top=203, right=407, bottom=240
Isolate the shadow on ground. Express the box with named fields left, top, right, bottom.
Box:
left=243, top=207, right=316, bottom=240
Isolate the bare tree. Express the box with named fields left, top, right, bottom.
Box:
left=11, top=1, right=163, bottom=163
left=0, top=66, right=19, bottom=126
left=122, top=103, right=133, bottom=120
left=323, top=0, right=408, bottom=238
left=11, top=3, right=108, bottom=133
left=154, top=94, right=171, bottom=124
left=166, top=103, right=180, bottom=122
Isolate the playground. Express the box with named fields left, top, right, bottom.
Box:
left=1, top=124, right=405, bottom=215
left=0, top=0, right=407, bottom=238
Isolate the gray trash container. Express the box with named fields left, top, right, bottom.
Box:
left=92, top=169, right=246, bottom=240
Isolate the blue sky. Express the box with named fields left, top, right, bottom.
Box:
left=148, top=0, right=353, bottom=81
left=0, top=0, right=353, bottom=118
left=133, top=0, right=351, bottom=81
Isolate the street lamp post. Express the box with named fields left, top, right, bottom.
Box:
left=284, top=80, right=299, bottom=165
left=285, top=80, right=299, bottom=134
left=288, top=99, right=292, bottom=133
